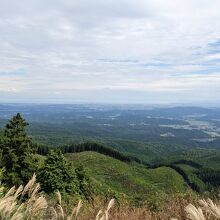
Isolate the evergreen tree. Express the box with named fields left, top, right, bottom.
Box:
left=0, top=113, right=35, bottom=186
left=38, top=150, right=79, bottom=194
left=75, top=164, right=94, bottom=200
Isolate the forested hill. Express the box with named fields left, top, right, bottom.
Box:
left=37, top=141, right=220, bottom=193
left=37, top=142, right=145, bottom=164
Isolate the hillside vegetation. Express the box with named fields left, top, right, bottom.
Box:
left=66, top=151, right=189, bottom=207
left=0, top=112, right=220, bottom=219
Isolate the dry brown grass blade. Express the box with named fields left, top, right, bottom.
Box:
left=185, top=204, right=206, bottom=220
left=67, top=200, right=83, bottom=220
left=14, top=185, right=24, bottom=199
left=107, top=199, right=115, bottom=212
left=0, top=174, right=48, bottom=220
left=10, top=204, right=24, bottom=220
left=4, top=186, right=16, bottom=198
left=22, top=173, right=36, bottom=197
left=31, top=196, right=48, bottom=215
left=30, top=183, right=41, bottom=199
left=96, top=199, right=115, bottom=220
left=57, top=204, right=65, bottom=220
left=106, top=199, right=115, bottom=220
left=199, top=198, right=220, bottom=219
left=56, top=191, right=62, bottom=205
left=75, top=200, right=83, bottom=219
left=95, top=210, right=103, bottom=220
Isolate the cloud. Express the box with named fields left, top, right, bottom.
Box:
left=0, top=0, right=220, bottom=104
left=206, top=53, right=220, bottom=60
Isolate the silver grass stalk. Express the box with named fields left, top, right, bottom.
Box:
left=75, top=200, right=82, bottom=219
left=67, top=200, right=83, bottom=220
left=57, top=204, right=65, bottom=220
left=95, top=210, right=103, bottom=220
left=4, top=186, right=16, bottom=198
left=31, top=196, right=48, bottom=215
left=22, top=173, right=36, bottom=197
left=96, top=199, right=115, bottom=220
left=30, top=183, right=41, bottom=199
left=14, top=185, right=24, bottom=199
left=56, top=191, right=62, bottom=205
left=185, top=204, right=206, bottom=220
left=199, top=198, right=220, bottom=218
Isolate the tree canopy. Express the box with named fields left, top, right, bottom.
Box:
left=38, top=150, right=79, bottom=194
left=0, top=113, right=36, bottom=186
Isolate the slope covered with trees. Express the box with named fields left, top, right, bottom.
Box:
left=0, top=113, right=219, bottom=211
left=0, top=114, right=94, bottom=200
left=66, top=151, right=189, bottom=207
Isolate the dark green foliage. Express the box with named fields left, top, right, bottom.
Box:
left=168, top=165, right=203, bottom=193
left=60, top=142, right=143, bottom=164
left=35, top=143, right=50, bottom=155
left=38, top=150, right=95, bottom=199
left=37, top=142, right=220, bottom=193
left=0, top=114, right=96, bottom=198
left=36, top=141, right=144, bottom=163
left=0, top=113, right=36, bottom=186
left=38, top=150, right=79, bottom=194
left=75, top=164, right=94, bottom=200
left=197, top=168, right=220, bottom=187
left=172, top=160, right=203, bottom=169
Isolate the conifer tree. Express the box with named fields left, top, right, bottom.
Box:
left=38, top=150, right=79, bottom=194
left=75, top=164, right=94, bottom=200
left=0, top=113, right=35, bottom=186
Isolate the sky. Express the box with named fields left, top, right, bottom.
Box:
left=0, top=0, right=220, bottom=105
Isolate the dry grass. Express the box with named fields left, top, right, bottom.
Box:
left=61, top=194, right=192, bottom=220
left=0, top=175, right=219, bottom=220
left=185, top=198, right=220, bottom=220
left=0, top=175, right=114, bottom=220
left=0, top=174, right=47, bottom=220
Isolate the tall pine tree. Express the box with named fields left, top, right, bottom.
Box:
left=0, top=113, right=35, bottom=186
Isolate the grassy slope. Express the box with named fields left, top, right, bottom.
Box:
left=66, top=151, right=189, bottom=207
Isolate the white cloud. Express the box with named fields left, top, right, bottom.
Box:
left=0, top=0, right=220, bottom=104
left=206, top=53, right=220, bottom=60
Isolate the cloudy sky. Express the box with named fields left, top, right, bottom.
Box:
left=0, top=0, right=220, bottom=105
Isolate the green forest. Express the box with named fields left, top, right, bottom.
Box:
left=0, top=112, right=220, bottom=219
